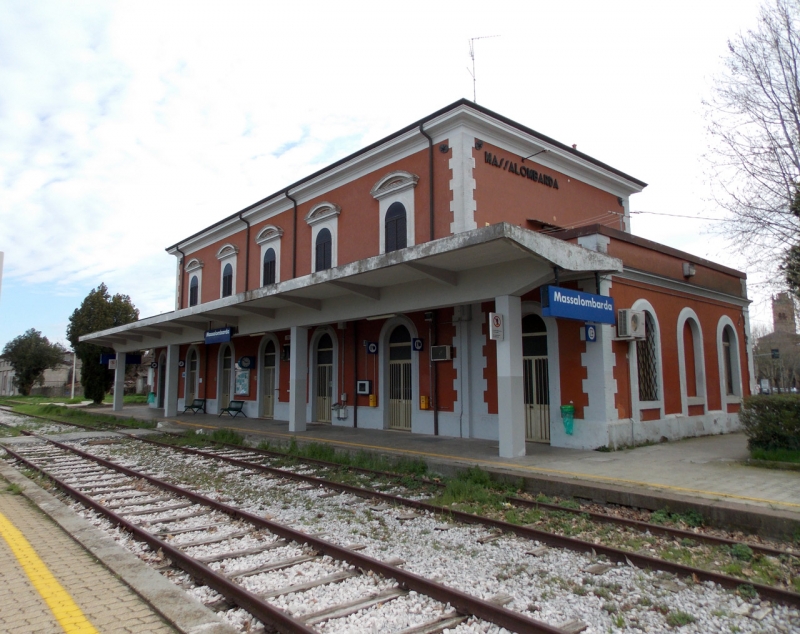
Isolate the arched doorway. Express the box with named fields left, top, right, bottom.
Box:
left=262, top=340, right=276, bottom=418
left=220, top=346, right=233, bottom=410
left=186, top=349, right=198, bottom=404
left=388, top=325, right=412, bottom=430
left=157, top=354, right=167, bottom=408
left=315, top=333, right=333, bottom=422
left=523, top=314, right=550, bottom=442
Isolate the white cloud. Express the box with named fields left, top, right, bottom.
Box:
left=0, top=0, right=781, bottom=348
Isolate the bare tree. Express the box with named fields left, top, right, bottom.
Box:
left=705, top=0, right=800, bottom=263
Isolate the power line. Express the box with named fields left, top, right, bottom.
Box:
left=631, top=210, right=727, bottom=221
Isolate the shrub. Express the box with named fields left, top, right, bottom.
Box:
left=739, top=395, right=800, bottom=451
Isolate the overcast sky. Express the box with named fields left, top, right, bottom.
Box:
left=0, top=0, right=781, bottom=349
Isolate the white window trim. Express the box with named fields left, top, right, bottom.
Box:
left=628, top=299, right=665, bottom=422
left=378, top=316, right=420, bottom=430
left=371, top=170, right=418, bottom=255
left=256, top=225, right=283, bottom=286
left=676, top=307, right=707, bottom=416
left=305, top=202, right=340, bottom=271
left=717, top=316, right=743, bottom=405
left=308, top=326, right=338, bottom=422
left=216, top=244, right=239, bottom=298
left=185, top=259, right=204, bottom=307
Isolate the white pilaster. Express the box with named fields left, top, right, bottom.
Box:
left=113, top=352, right=126, bottom=412
left=289, top=326, right=309, bottom=432
left=579, top=277, right=618, bottom=428
left=164, top=345, right=180, bottom=417
left=449, top=128, right=477, bottom=234
left=495, top=295, right=525, bottom=458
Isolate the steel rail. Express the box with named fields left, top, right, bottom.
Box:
left=3, top=435, right=566, bottom=634
left=3, top=409, right=791, bottom=556
left=2, top=415, right=796, bottom=563
left=1, top=443, right=317, bottom=634
left=118, top=434, right=800, bottom=607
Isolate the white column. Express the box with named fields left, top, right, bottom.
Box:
left=495, top=295, right=525, bottom=458
left=289, top=326, right=309, bottom=432
left=112, top=352, right=126, bottom=412
left=164, top=345, right=180, bottom=417
left=580, top=277, right=618, bottom=429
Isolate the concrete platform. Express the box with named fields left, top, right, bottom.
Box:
left=95, top=405, right=800, bottom=538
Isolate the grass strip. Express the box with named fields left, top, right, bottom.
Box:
left=9, top=405, right=155, bottom=430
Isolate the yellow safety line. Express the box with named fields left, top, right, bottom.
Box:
left=167, top=419, right=800, bottom=510
left=0, top=510, right=99, bottom=634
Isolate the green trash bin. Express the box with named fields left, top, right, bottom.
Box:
left=147, top=392, right=156, bottom=405
left=560, top=403, right=575, bottom=435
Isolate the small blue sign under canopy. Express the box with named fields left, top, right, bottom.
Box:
left=99, top=353, right=142, bottom=365
left=205, top=327, right=234, bottom=345
left=541, top=285, right=615, bottom=325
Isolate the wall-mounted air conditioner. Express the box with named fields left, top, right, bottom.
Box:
left=617, top=309, right=646, bottom=339
left=430, top=345, right=451, bottom=361
left=356, top=380, right=372, bottom=395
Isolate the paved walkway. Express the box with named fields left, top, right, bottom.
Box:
left=105, top=406, right=800, bottom=517
left=0, top=475, right=175, bottom=634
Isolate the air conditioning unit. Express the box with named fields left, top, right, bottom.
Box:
left=430, top=345, right=451, bottom=361
left=617, top=309, right=646, bottom=339
left=356, top=380, right=372, bottom=395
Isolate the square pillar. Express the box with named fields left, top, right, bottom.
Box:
left=164, top=344, right=180, bottom=417
left=495, top=295, right=525, bottom=458
left=289, top=326, right=309, bottom=432
left=112, top=352, right=126, bottom=412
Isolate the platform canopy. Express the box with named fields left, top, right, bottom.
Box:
left=81, top=223, right=622, bottom=352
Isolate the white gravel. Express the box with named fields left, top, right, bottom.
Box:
left=5, top=435, right=799, bottom=633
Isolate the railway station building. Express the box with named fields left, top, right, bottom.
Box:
left=82, top=100, right=756, bottom=457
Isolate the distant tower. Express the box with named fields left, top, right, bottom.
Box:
left=772, top=292, right=797, bottom=335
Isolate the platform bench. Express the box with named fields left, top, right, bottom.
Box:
left=182, top=398, right=207, bottom=414
left=219, top=400, right=247, bottom=418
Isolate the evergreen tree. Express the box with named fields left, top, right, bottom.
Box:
left=1, top=329, right=66, bottom=395
left=66, top=284, right=139, bottom=403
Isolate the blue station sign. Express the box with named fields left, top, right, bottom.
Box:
left=541, top=286, right=616, bottom=325
left=205, top=327, right=234, bottom=345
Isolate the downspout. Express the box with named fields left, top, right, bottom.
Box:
left=419, top=123, right=435, bottom=241
left=286, top=190, right=298, bottom=279
left=353, top=320, right=358, bottom=428
left=238, top=212, right=251, bottom=291
left=419, top=123, right=438, bottom=434
left=176, top=247, right=186, bottom=309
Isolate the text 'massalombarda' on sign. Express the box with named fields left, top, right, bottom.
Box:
left=205, top=327, right=234, bottom=345
left=541, top=286, right=615, bottom=324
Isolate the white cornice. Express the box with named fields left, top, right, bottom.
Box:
left=305, top=202, right=341, bottom=226
left=255, top=224, right=284, bottom=245
left=185, top=258, right=204, bottom=272
left=370, top=170, right=419, bottom=200
left=216, top=244, right=239, bottom=260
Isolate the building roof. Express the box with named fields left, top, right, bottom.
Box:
left=165, top=99, right=647, bottom=253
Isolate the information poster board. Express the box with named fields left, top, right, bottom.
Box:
left=234, top=369, right=250, bottom=396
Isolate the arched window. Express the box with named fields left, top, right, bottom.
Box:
left=683, top=321, right=697, bottom=398
left=522, top=314, right=547, bottom=355
left=717, top=318, right=742, bottom=401
left=385, top=202, right=407, bottom=253
left=315, top=228, right=332, bottom=272
left=189, top=276, right=199, bottom=307
left=722, top=327, right=734, bottom=395
left=637, top=311, right=659, bottom=402
left=263, top=248, right=276, bottom=286
left=222, top=263, right=233, bottom=297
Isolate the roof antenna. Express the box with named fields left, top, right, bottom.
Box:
left=468, top=35, right=500, bottom=103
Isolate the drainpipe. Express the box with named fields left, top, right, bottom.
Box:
left=353, top=320, right=358, bottom=428
left=239, top=212, right=251, bottom=291
left=419, top=123, right=435, bottom=241
left=176, top=247, right=186, bottom=309
left=286, top=190, right=298, bottom=279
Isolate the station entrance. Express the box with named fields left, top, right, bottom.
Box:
left=315, top=334, right=333, bottom=423
left=388, top=325, right=412, bottom=431
left=262, top=340, right=275, bottom=418
left=523, top=314, right=550, bottom=443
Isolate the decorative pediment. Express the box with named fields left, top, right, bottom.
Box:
left=185, top=258, right=204, bottom=272
left=255, top=224, right=284, bottom=245
left=370, top=170, right=419, bottom=200
left=216, top=243, right=239, bottom=260
left=305, top=201, right=341, bottom=226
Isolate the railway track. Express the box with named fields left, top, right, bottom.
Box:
left=2, top=407, right=795, bottom=558
left=2, top=409, right=799, bottom=629
left=2, top=433, right=565, bottom=634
